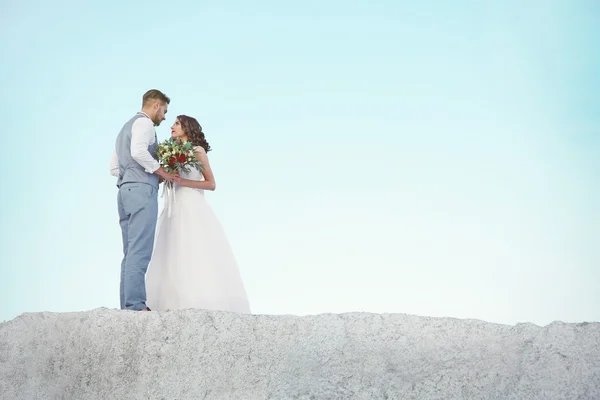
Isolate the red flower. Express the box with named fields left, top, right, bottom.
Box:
left=168, top=157, right=176, bottom=166
left=176, top=154, right=187, bottom=163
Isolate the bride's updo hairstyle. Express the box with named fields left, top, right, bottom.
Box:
left=177, top=115, right=212, bottom=153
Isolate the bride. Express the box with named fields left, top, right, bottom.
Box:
left=145, top=115, right=251, bottom=313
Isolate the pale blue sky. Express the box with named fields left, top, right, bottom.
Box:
left=1, top=0, right=598, bottom=326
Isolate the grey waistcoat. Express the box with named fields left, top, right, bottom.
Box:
left=115, top=113, right=159, bottom=189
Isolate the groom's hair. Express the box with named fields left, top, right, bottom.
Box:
left=142, top=89, right=170, bottom=106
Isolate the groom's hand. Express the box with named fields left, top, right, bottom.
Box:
left=156, top=166, right=177, bottom=182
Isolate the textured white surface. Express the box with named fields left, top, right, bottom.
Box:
left=1, top=308, right=599, bottom=399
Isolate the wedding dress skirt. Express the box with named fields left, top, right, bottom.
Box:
left=146, top=172, right=250, bottom=313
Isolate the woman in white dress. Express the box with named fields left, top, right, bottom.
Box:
left=145, top=115, right=251, bottom=313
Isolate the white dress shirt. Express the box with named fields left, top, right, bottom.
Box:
left=110, top=112, right=161, bottom=177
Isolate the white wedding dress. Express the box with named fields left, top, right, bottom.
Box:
left=146, top=148, right=251, bottom=313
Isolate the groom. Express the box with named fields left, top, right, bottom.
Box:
left=110, top=89, right=177, bottom=311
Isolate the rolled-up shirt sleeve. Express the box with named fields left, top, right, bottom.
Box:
left=131, top=117, right=160, bottom=173
left=110, top=148, right=120, bottom=177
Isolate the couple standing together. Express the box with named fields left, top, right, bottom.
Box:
left=110, top=89, right=250, bottom=313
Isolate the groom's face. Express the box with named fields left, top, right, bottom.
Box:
left=152, top=102, right=168, bottom=126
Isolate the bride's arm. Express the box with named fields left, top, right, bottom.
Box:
left=173, top=148, right=216, bottom=191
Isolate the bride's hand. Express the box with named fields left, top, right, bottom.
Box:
left=165, top=172, right=179, bottom=182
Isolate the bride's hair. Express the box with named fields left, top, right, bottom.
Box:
left=177, top=115, right=212, bottom=153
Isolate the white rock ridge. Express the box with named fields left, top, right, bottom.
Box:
left=1, top=308, right=599, bottom=399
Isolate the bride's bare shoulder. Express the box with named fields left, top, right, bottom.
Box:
left=193, top=145, right=206, bottom=154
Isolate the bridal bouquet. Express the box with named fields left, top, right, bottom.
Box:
left=155, top=138, right=203, bottom=183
